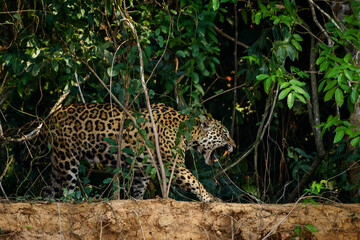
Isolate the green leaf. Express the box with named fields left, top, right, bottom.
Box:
left=290, top=85, right=308, bottom=98
left=104, top=137, right=117, bottom=146
left=324, top=87, right=336, bottom=102
left=278, top=88, right=291, bottom=100
left=287, top=92, right=294, bottom=109
left=293, top=33, right=303, bottom=41
left=350, top=136, right=360, bottom=146
left=241, top=9, right=248, bottom=24
left=254, top=12, right=262, bottom=25
left=324, top=80, right=337, bottom=92
left=319, top=61, right=330, bottom=72
left=264, top=76, right=273, bottom=94
left=122, top=147, right=134, bottom=156
left=289, top=79, right=306, bottom=87
left=194, top=83, right=204, bottom=96
left=344, top=69, right=353, bottom=81
left=146, top=139, right=155, bottom=149
left=291, top=39, right=302, bottom=51
left=140, top=129, right=147, bottom=139
left=103, top=178, right=112, bottom=184
left=146, top=163, right=153, bottom=175
left=334, top=130, right=345, bottom=143
left=305, top=224, right=319, bottom=233
left=51, top=60, right=59, bottom=72
left=286, top=44, right=295, bottom=61
left=325, top=69, right=341, bottom=79
left=176, top=50, right=186, bottom=58
left=294, top=93, right=306, bottom=104
left=318, top=80, right=326, bottom=92
left=107, top=67, right=119, bottom=77
left=151, top=167, right=157, bottom=176
left=351, top=86, right=358, bottom=103
left=192, top=72, right=199, bottom=83
left=344, top=53, right=352, bottom=63
left=316, top=57, right=325, bottom=65
left=211, top=0, right=220, bottom=11
left=280, top=82, right=290, bottom=89
left=276, top=45, right=286, bottom=61
left=335, top=88, right=344, bottom=107
left=256, top=74, right=269, bottom=81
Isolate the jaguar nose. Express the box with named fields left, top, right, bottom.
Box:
left=228, top=138, right=236, bottom=152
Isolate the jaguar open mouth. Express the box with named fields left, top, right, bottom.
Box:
left=209, top=145, right=232, bottom=165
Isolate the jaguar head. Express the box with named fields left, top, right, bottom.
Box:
left=194, top=116, right=236, bottom=165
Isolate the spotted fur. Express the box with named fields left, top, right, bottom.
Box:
left=22, top=103, right=236, bottom=202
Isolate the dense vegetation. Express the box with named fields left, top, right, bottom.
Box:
left=1, top=0, right=360, bottom=204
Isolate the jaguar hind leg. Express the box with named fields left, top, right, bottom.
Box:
left=46, top=154, right=80, bottom=198
left=130, top=174, right=150, bottom=199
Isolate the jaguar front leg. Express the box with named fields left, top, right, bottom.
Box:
left=171, top=165, right=220, bottom=202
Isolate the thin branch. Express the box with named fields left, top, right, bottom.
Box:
left=117, top=7, right=167, bottom=198
left=104, top=202, right=124, bottom=240
left=288, top=37, right=325, bottom=202
left=74, top=71, right=85, bottom=103
left=82, top=60, right=165, bottom=193
left=213, top=26, right=249, bottom=49
left=308, top=0, right=334, bottom=47
left=262, top=195, right=305, bottom=240
left=231, top=1, right=238, bottom=138
left=0, top=147, right=11, bottom=200
left=57, top=203, right=62, bottom=240
left=217, top=83, right=278, bottom=176
left=201, top=84, right=245, bottom=104
left=132, top=210, right=145, bottom=240
left=254, top=83, right=279, bottom=197
left=146, top=5, right=172, bottom=84
left=218, top=159, right=261, bottom=203
left=308, top=0, right=342, bottom=34
left=1, top=74, right=90, bottom=143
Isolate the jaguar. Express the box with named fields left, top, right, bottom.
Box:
left=16, top=103, right=236, bottom=202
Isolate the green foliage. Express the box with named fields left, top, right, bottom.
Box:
left=287, top=147, right=313, bottom=180
left=294, top=223, right=319, bottom=238
left=3, top=0, right=360, bottom=204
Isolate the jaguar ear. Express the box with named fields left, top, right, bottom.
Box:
left=200, top=115, right=213, bottom=130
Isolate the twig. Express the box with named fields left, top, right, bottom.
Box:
left=262, top=197, right=303, bottom=239
left=104, top=202, right=124, bottom=240
left=217, top=159, right=261, bottom=203
left=217, top=83, right=278, bottom=176
left=308, top=0, right=342, bottom=34
left=0, top=146, right=11, bottom=200
left=146, top=5, right=172, bottom=84
left=254, top=83, right=279, bottom=196
left=327, top=158, right=360, bottom=182
left=166, top=147, right=180, bottom=197
left=231, top=216, right=234, bottom=240
left=57, top=203, right=62, bottom=240
left=308, top=0, right=334, bottom=47
left=231, top=1, right=238, bottom=138
left=117, top=7, right=167, bottom=198
left=74, top=71, right=86, bottom=103
left=201, top=84, right=245, bottom=104
left=213, top=26, right=249, bottom=49
left=288, top=37, right=325, bottom=202
left=83, top=60, right=165, bottom=195
left=2, top=74, right=90, bottom=143
left=109, top=40, right=129, bottom=200
left=133, top=210, right=145, bottom=240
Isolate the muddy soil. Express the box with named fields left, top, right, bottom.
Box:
left=0, top=199, right=359, bottom=239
